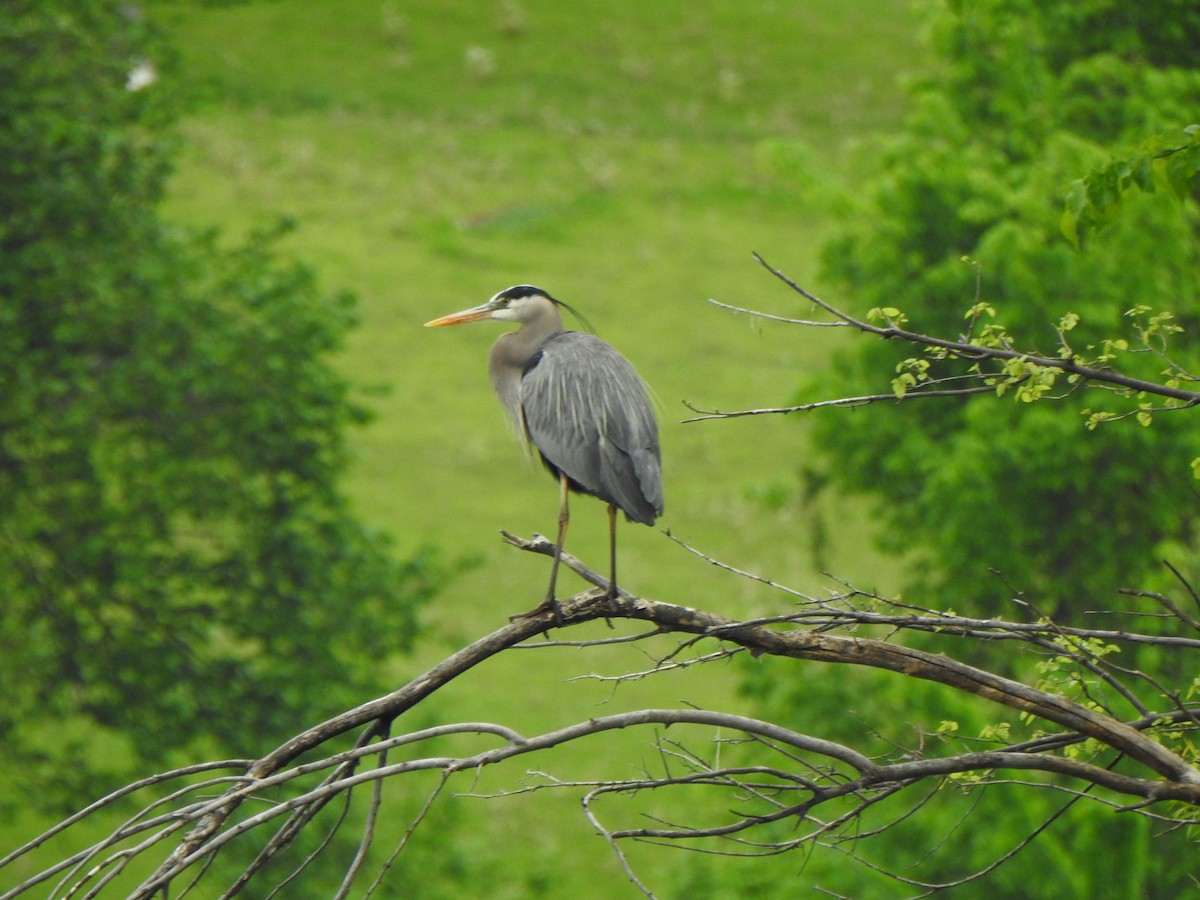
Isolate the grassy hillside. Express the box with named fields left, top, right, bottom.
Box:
left=104, top=0, right=928, bottom=894
left=161, top=0, right=923, bottom=600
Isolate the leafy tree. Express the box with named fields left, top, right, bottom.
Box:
left=721, top=1, right=1200, bottom=895
left=671, top=253, right=1200, bottom=894
left=0, top=0, right=434, bottom=807
left=805, top=0, right=1200, bottom=613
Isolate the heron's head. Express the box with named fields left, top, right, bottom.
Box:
left=425, top=285, right=562, bottom=328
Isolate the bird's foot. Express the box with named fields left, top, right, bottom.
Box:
left=511, top=596, right=564, bottom=628
left=601, top=583, right=621, bottom=627
left=605, top=581, right=621, bottom=605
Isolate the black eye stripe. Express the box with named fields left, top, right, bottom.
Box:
left=496, top=284, right=548, bottom=303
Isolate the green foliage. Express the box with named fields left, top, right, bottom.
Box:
left=0, top=0, right=434, bottom=806
left=807, top=0, right=1200, bottom=612
left=1062, top=124, right=1200, bottom=247
left=721, top=1, right=1200, bottom=894
left=738, top=647, right=1196, bottom=898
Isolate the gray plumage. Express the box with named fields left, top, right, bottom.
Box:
left=503, top=330, right=662, bottom=524
left=426, top=284, right=662, bottom=614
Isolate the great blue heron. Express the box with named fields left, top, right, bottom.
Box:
left=426, top=285, right=663, bottom=619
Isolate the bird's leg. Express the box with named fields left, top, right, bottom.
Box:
left=601, top=503, right=620, bottom=624
left=606, top=503, right=619, bottom=602
left=542, top=474, right=571, bottom=624
left=516, top=473, right=570, bottom=624
left=530, top=475, right=571, bottom=624
left=546, top=472, right=571, bottom=615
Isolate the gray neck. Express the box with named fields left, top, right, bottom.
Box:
left=487, top=302, right=564, bottom=428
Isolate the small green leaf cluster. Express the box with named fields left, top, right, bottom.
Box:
left=1062, top=125, right=1200, bottom=248
left=891, top=355, right=929, bottom=398
left=867, top=306, right=908, bottom=326
left=1005, top=359, right=1057, bottom=403
left=1034, top=632, right=1120, bottom=681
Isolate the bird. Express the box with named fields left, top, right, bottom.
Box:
left=426, top=285, right=663, bottom=620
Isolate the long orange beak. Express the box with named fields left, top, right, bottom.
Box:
left=424, top=304, right=494, bottom=327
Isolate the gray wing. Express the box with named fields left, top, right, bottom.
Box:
left=520, top=331, right=662, bottom=524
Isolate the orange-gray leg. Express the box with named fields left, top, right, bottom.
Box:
left=545, top=472, right=571, bottom=607
left=516, top=472, right=570, bottom=624
left=606, top=503, right=618, bottom=601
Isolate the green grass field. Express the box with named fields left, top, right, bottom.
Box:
left=160, top=0, right=923, bottom=606
left=13, top=1, right=929, bottom=895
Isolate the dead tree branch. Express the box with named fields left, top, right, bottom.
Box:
left=4, top=547, right=1198, bottom=898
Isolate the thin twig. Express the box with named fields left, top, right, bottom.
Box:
left=751, top=252, right=1200, bottom=404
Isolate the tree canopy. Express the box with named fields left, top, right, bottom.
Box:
left=806, top=0, right=1200, bottom=611
left=0, top=0, right=434, bottom=805
left=733, top=1, right=1200, bottom=893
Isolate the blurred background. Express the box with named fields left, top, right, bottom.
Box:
left=4, top=0, right=1198, bottom=896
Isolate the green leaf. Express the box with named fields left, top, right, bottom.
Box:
left=1062, top=126, right=1200, bottom=248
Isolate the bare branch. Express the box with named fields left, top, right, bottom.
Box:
left=706, top=297, right=853, bottom=328
left=6, top=568, right=1198, bottom=898
left=680, top=383, right=999, bottom=423
left=691, top=254, right=1200, bottom=420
